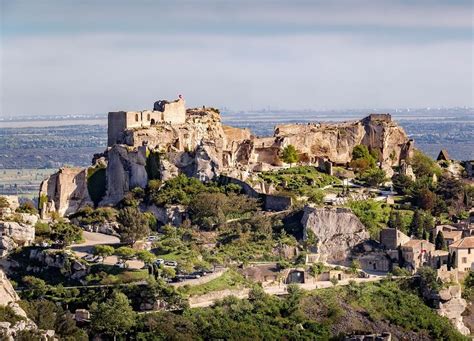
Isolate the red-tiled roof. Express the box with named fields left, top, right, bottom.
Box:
left=449, top=237, right=474, bottom=249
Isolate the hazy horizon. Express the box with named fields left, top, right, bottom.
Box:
left=1, top=0, right=473, bottom=117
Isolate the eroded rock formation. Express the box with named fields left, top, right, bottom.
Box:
left=301, top=206, right=370, bottom=264
left=0, top=270, right=43, bottom=340
left=39, top=167, right=92, bottom=218
left=41, top=99, right=413, bottom=217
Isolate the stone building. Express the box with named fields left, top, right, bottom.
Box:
left=400, top=239, right=435, bottom=271
left=359, top=252, right=391, bottom=272
left=107, top=98, right=186, bottom=146
left=449, top=237, right=474, bottom=273
left=379, top=228, right=410, bottom=250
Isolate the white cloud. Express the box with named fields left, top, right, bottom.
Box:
left=2, top=32, right=472, bottom=115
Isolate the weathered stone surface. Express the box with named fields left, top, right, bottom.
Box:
left=147, top=204, right=187, bottom=227
left=0, top=220, right=35, bottom=257
left=39, top=167, right=93, bottom=218
left=0, top=270, right=19, bottom=306
left=436, top=285, right=470, bottom=335
left=301, top=206, right=370, bottom=264
left=100, top=145, right=148, bottom=206
left=44, top=107, right=413, bottom=215
left=0, top=270, right=40, bottom=339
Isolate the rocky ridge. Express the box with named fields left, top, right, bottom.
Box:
left=39, top=104, right=413, bottom=217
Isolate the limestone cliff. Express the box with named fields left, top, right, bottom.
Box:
left=39, top=167, right=92, bottom=218
left=301, top=206, right=370, bottom=264
left=41, top=103, right=413, bottom=216
left=99, top=145, right=148, bottom=206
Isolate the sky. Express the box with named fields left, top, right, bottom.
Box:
left=1, top=0, right=473, bottom=116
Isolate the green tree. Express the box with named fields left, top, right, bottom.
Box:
left=409, top=210, right=422, bottom=238
left=50, top=222, right=83, bottom=246
left=117, top=206, right=150, bottom=244
left=409, top=150, right=440, bottom=178
left=137, top=250, right=156, bottom=264
left=435, top=231, right=447, bottom=251
left=350, top=259, right=361, bottom=274
left=162, top=266, right=176, bottom=279
left=90, top=291, right=136, bottom=339
left=0, top=196, right=9, bottom=208
left=115, top=246, right=136, bottom=261
left=281, top=145, right=299, bottom=165
left=392, top=174, right=414, bottom=195
left=145, top=150, right=161, bottom=180
left=93, top=245, right=115, bottom=260
left=416, top=188, right=437, bottom=212
left=359, top=168, right=386, bottom=187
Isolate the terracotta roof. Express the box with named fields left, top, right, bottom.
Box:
left=437, top=224, right=457, bottom=231
left=442, top=231, right=462, bottom=240
left=403, top=239, right=434, bottom=249
left=449, top=237, right=474, bottom=249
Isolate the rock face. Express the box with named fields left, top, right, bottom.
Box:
left=39, top=167, right=93, bottom=218
left=42, top=102, right=413, bottom=216
left=0, top=270, right=40, bottom=340
left=0, top=217, right=36, bottom=257
left=301, top=206, right=370, bottom=264
left=100, top=145, right=148, bottom=206
left=436, top=285, right=470, bottom=335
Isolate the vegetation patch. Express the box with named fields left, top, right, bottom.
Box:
left=180, top=269, right=251, bottom=297
left=258, top=166, right=340, bottom=196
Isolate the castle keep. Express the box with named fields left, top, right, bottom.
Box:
left=107, top=98, right=186, bottom=146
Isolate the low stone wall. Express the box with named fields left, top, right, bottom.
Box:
left=188, top=288, right=251, bottom=307
left=171, top=268, right=226, bottom=288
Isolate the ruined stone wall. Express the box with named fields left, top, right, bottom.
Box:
left=107, top=99, right=186, bottom=147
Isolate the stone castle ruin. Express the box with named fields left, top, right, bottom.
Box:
left=40, top=97, right=414, bottom=217
left=107, top=98, right=186, bottom=146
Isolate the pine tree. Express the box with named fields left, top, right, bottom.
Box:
left=435, top=231, right=447, bottom=251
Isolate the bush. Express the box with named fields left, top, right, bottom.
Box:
left=348, top=200, right=390, bottom=239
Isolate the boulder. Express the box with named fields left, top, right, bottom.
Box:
left=301, top=206, right=370, bottom=264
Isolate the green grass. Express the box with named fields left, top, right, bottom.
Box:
left=180, top=269, right=251, bottom=297
left=258, top=166, right=340, bottom=196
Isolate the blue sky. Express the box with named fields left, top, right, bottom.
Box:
left=1, top=0, right=473, bottom=115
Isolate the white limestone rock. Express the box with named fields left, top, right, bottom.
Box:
left=301, top=206, right=370, bottom=264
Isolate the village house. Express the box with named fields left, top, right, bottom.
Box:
left=449, top=237, right=474, bottom=273
left=400, top=239, right=435, bottom=272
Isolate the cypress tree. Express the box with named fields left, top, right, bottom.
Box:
left=435, top=231, right=447, bottom=251
left=410, top=210, right=422, bottom=238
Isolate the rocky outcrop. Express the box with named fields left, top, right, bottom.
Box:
left=99, top=145, right=148, bottom=206
left=147, top=204, right=187, bottom=227
left=24, top=249, right=89, bottom=280
left=301, top=206, right=369, bottom=264
left=0, top=222, right=35, bottom=257
left=435, top=285, right=470, bottom=335
left=0, top=270, right=44, bottom=340
left=39, top=167, right=92, bottom=218
left=275, top=114, right=412, bottom=167
left=42, top=103, right=413, bottom=216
